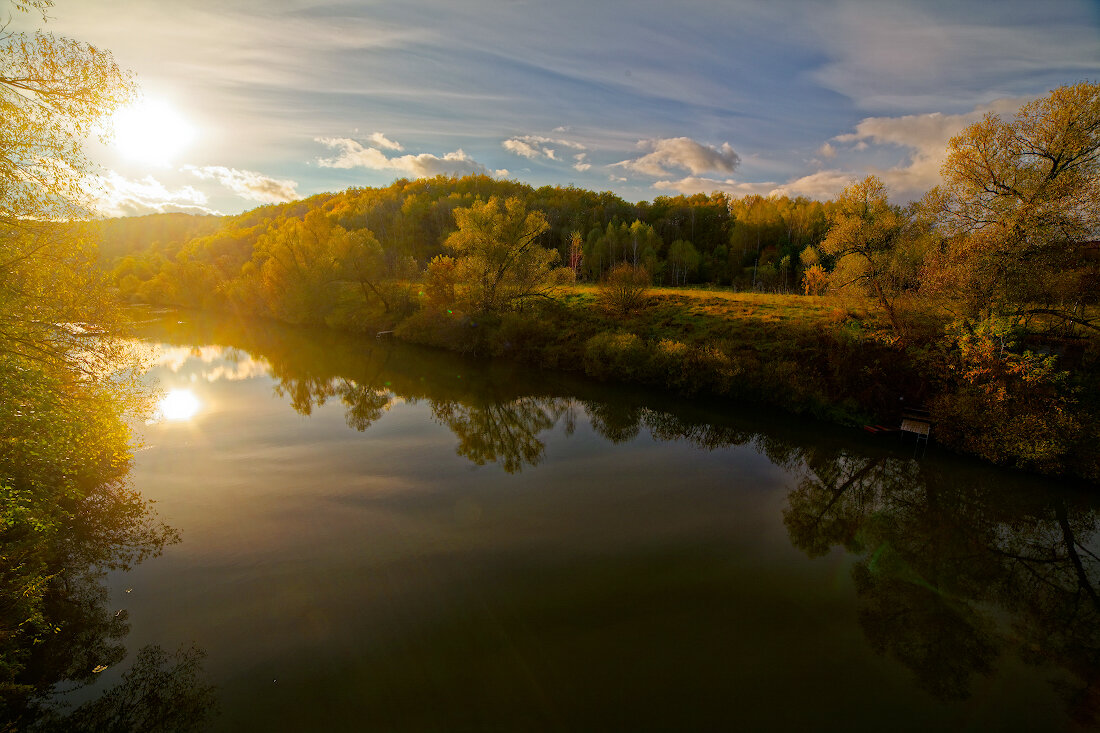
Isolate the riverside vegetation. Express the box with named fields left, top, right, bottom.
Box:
left=96, top=83, right=1100, bottom=482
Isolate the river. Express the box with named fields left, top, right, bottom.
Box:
left=85, top=313, right=1100, bottom=731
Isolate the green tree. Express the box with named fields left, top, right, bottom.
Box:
left=666, top=239, right=700, bottom=285
left=444, top=196, right=564, bottom=313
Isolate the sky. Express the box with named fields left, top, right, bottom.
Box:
left=29, top=0, right=1100, bottom=216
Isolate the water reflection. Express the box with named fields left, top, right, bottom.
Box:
left=784, top=455, right=1100, bottom=724
left=0, top=460, right=216, bottom=729
left=158, top=388, right=202, bottom=421
left=136, top=312, right=1100, bottom=727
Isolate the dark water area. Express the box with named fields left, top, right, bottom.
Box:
left=70, top=313, right=1100, bottom=730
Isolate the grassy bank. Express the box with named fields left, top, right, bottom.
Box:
left=392, top=287, right=936, bottom=428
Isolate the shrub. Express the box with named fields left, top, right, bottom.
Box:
left=596, top=263, right=651, bottom=315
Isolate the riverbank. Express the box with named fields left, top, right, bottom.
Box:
left=390, top=287, right=934, bottom=427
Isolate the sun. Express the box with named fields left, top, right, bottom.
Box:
left=158, top=389, right=202, bottom=421
left=111, top=97, right=197, bottom=166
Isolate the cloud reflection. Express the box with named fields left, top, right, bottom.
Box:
left=154, top=345, right=271, bottom=382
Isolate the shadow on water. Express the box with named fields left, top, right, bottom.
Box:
left=139, top=311, right=1100, bottom=729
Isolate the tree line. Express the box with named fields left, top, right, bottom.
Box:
left=102, top=179, right=836, bottom=306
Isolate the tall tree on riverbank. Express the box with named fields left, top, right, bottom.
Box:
left=820, top=176, right=927, bottom=340
left=1, top=0, right=136, bottom=374
left=923, top=81, right=1100, bottom=333
left=921, top=83, right=1100, bottom=479
left=0, top=3, right=183, bottom=722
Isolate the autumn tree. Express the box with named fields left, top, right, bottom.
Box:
left=0, top=3, right=187, bottom=720
left=335, top=226, right=415, bottom=315
left=444, top=196, right=565, bottom=313
left=820, top=176, right=926, bottom=338
left=1, top=0, right=136, bottom=373
left=923, top=81, right=1100, bottom=332
left=567, top=229, right=583, bottom=279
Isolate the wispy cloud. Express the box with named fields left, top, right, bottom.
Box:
left=47, top=0, right=1100, bottom=213
left=807, top=2, right=1097, bottom=110
left=615, top=137, right=740, bottom=178
left=92, top=171, right=218, bottom=217
left=185, top=165, right=300, bottom=203
left=653, top=176, right=776, bottom=197
left=315, top=136, right=492, bottom=177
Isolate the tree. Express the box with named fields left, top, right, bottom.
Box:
left=666, top=239, right=700, bottom=285
left=0, top=10, right=179, bottom=721
left=444, top=196, right=564, bottom=313
left=919, top=85, right=1100, bottom=476
left=251, top=211, right=344, bottom=323
left=820, top=176, right=922, bottom=338
left=923, top=82, right=1100, bottom=332
left=1, top=0, right=136, bottom=374
left=567, top=229, right=583, bottom=279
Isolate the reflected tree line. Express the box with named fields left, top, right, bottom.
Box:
left=148, top=313, right=1100, bottom=726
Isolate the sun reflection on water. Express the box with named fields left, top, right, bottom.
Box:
left=158, top=389, right=201, bottom=421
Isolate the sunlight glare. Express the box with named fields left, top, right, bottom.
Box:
left=111, top=98, right=197, bottom=166
left=159, top=389, right=201, bottom=421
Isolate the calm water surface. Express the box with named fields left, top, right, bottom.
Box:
left=94, top=314, right=1098, bottom=731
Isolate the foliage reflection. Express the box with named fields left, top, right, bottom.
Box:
left=142, top=312, right=1099, bottom=725
left=784, top=455, right=1100, bottom=724
left=1, top=359, right=217, bottom=730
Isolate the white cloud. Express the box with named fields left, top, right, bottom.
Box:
left=818, top=142, right=836, bottom=159
left=501, top=134, right=586, bottom=162
left=92, top=171, right=218, bottom=217
left=502, top=139, right=541, bottom=159
left=184, top=165, right=300, bottom=203
left=653, top=170, right=861, bottom=201
left=769, top=170, right=860, bottom=200
left=368, top=132, right=404, bottom=151
left=831, top=96, right=1027, bottom=196
left=316, top=137, right=493, bottom=178
left=615, top=137, right=740, bottom=177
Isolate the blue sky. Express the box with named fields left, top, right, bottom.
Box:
left=37, top=0, right=1100, bottom=215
